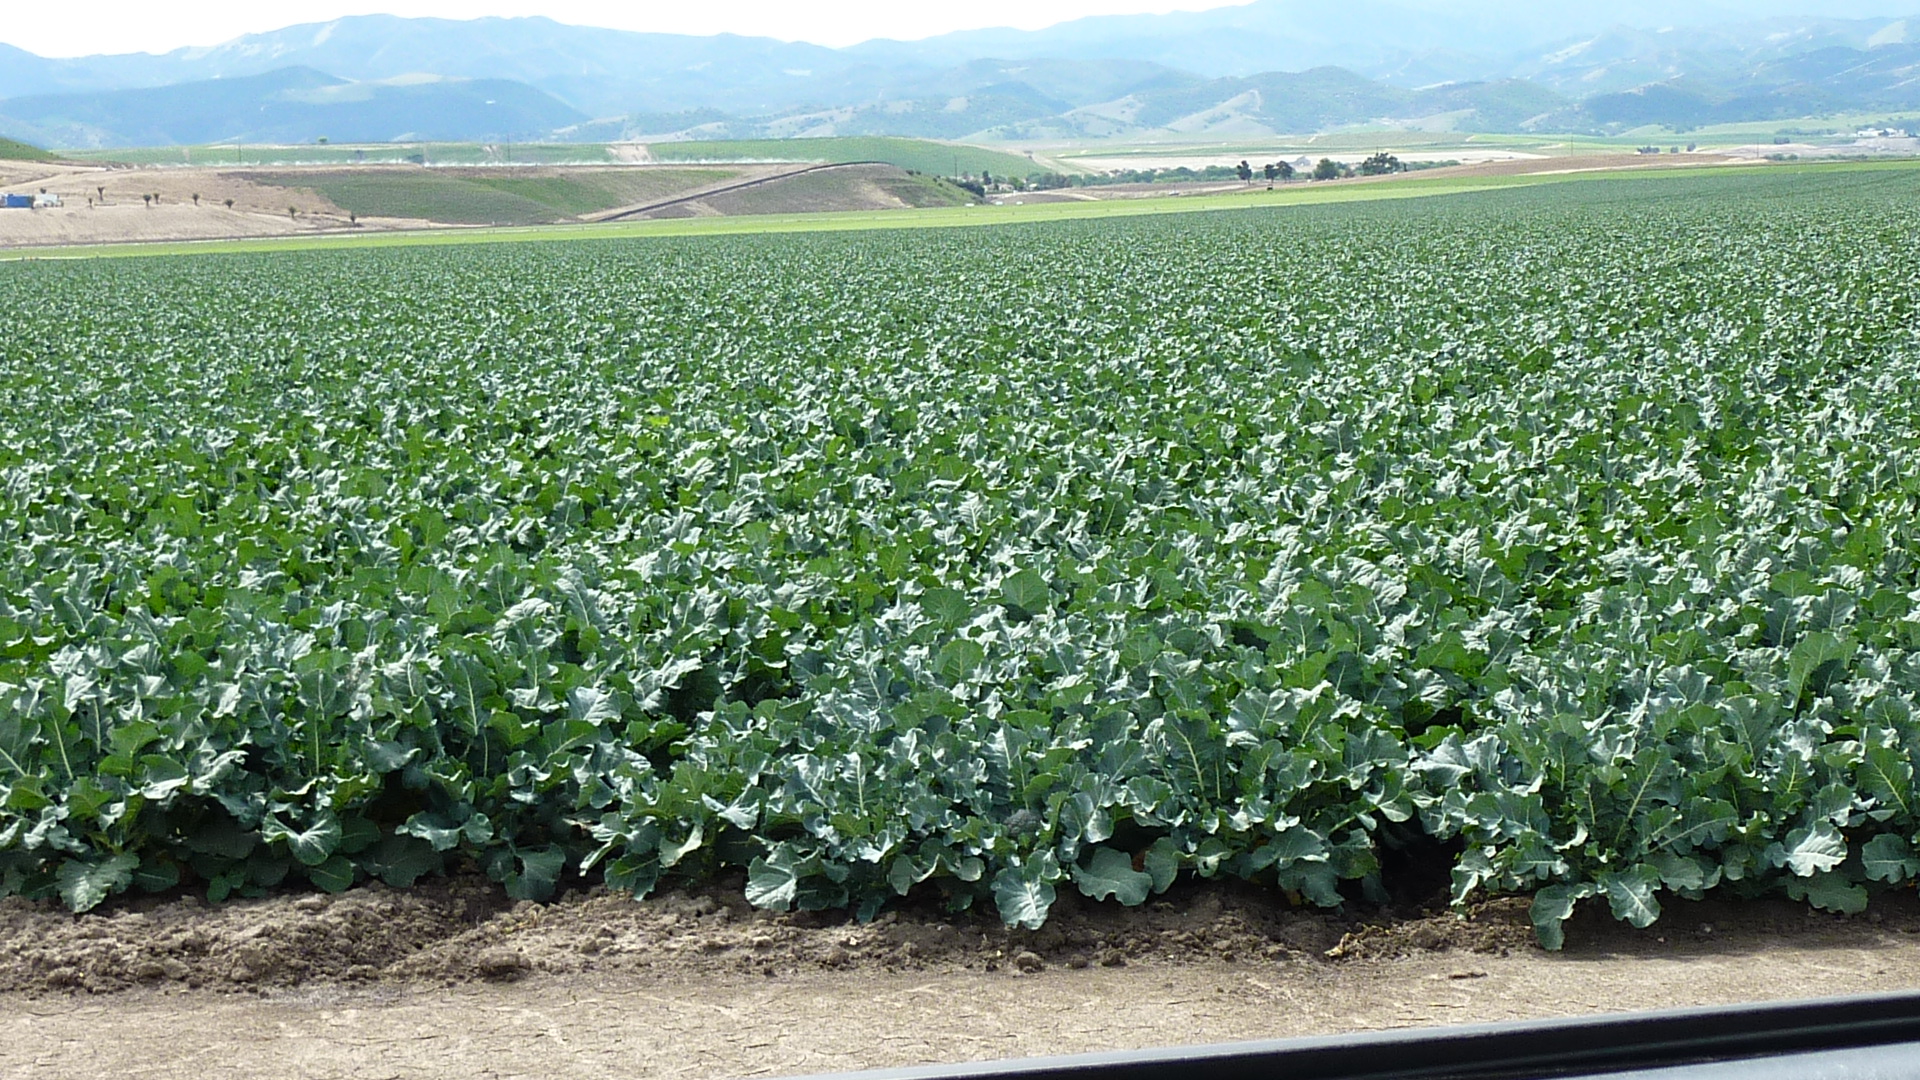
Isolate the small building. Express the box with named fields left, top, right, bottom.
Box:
left=1, top=193, right=31, bottom=209
left=32, top=192, right=60, bottom=208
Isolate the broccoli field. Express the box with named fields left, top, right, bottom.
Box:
left=3, top=165, right=1920, bottom=949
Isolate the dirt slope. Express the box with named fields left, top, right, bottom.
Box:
left=0, top=163, right=371, bottom=247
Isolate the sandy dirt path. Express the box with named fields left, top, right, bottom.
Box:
left=6, top=939, right=1918, bottom=1080
left=3, top=874, right=1919, bottom=1080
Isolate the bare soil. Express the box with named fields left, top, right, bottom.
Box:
left=3, top=876, right=1919, bottom=1078
left=0, top=163, right=404, bottom=248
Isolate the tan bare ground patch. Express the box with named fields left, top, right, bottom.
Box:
left=3, top=878, right=1920, bottom=1078
left=1375, top=153, right=1741, bottom=180
left=0, top=163, right=383, bottom=247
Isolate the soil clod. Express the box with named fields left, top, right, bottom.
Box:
left=476, top=949, right=531, bottom=982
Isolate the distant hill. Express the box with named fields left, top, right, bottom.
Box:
left=0, top=16, right=855, bottom=117
left=0, top=134, right=50, bottom=160
left=1559, top=42, right=1920, bottom=128
left=1510, top=15, right=1919, bottom=95
left=1070, top=69, right=1567, bottom=137
left=634, top=69, right=1571, bottom=142
left=845, top=0, right=1920, bottom=86
left=0, top=67, right=587, bottom=149
left=3, top=7, right=1920, bottom=147
left=639, top=137, right=1038, bottom=177
left=11, top=50, right=1917, bottom=149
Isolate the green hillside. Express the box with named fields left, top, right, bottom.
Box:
left=243, top=166, right=736, bottom=225
left=643, top=137, right=1037, bottom=178
left=684, top=167, right=978, bottom=216
left=61, top=142, right=622, bottom=167
left=0, top=136, right=51, bottom=161
left=62, top=138, right=1036, bottom=177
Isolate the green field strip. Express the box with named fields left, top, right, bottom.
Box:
left=639, top=136, right=1037, bottom=177
left=240, top=166, right=744, bottom=225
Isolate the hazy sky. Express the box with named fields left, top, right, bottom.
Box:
left=17, top=0, right=1919, bottom=60
left=7, top=0, right=1257, bottom=58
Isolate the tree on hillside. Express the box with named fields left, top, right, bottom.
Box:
left=224, top=198, right=234, bottom=210
left=1313, top=158, right=1341, bottom=181
left=142, top=193, right=151, bottom=208
left=192, top=193, right=200, bottom=206
left=1236, top=160, right=1253, bottom=184
left=96, top=185, right=104, bottom=202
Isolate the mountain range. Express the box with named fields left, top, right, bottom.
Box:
left=1, top=2, right=1918, bottom=148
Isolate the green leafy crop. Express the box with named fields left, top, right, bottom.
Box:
left=2, top=167, right=1919, bottom=949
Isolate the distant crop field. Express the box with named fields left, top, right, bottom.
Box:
left=871, top=172, right=978, bottom=208
left=59, top=137, right=1040, bottom=175
left=642, top=136, right=1038, bottom=177
left=685, top=166, right=974, bottom=216
left=462, top=169, right=736, bottom=217
left=242, top=166, right=737, bottom=224
left=3, top=167, right=1920, bottom=948
left=62, top=143, right=622, bottom=167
